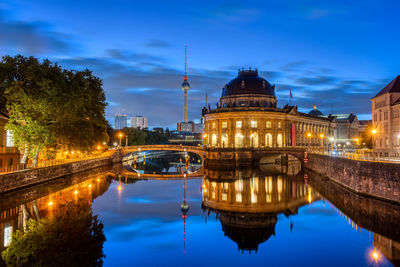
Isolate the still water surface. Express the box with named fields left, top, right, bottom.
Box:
left=0, top=152, right=399, bottom=266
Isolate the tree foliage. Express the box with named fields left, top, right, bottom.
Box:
left=1, top=202, right=106, bottom=267
left=109, top=127, right=169, bottom=146
left=0, top=55, right=108, bottom=163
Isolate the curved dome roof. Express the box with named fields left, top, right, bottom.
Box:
left=222, top=69, right=275, bottom=97
left=308, top=104, right=323, bottom=116
left=220, top=213, right=277, bottom=252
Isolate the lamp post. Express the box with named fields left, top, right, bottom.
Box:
left=203, top=133, right=208, bottom=148
left=319, top=133, right=325, bottom=154
left=306, top=132, right=312, bottom=152
left=118, top=132, right=123, bottom=147
left=371, top=129, right=377, bottom=161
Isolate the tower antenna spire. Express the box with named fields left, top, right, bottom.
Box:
left=184, top=44, right=187, bottom=78
left=181, top=45, right=190, bottom=123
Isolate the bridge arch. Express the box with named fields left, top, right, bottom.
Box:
left=121, top=145, right=205, bottom=161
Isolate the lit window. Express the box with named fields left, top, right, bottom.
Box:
left=235, top=178, right=243, bottom=192
left=236, top=121, right=242, bottom=128
left=236, top=193, right=242, bottom=203
left=251, top=120, right=257, bottom=128
left=222, top=121, right=227, bottom=128
left=266, top=121, right=271, bottom=128
left=222, top=193, right=227, bottom=201
left=278, top=122, right=281, bottom=128
left=212, top=122, right=216, bottom=129
left=4, top=222, right=12, bottom=247
left=6, top=130, right=14, bottom=147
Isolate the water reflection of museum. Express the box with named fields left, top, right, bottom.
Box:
left=202, top=171, right=318, bottom=252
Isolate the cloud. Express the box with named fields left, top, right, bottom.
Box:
left=280, top=60, right=309, bottom=72
left=296, top=75, right=337, bottom=85
left=0, top=11, right=72, bottom=55
left=144, top=40, right=171, bottom=48
left=106, top=49, right=166, bottom=63
left=194, top=1, right=261, bottom=24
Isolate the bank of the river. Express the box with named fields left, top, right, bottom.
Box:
left=0, top=150, right=123, bottom=193
left=305, top=153, right=400, bottom=204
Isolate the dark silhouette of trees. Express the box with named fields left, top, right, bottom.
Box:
left=2, top=202, right=106, bottom=266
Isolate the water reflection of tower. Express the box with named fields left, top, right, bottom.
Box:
left=180, top=174, right=189, bottom=253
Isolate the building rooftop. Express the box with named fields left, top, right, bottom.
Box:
left=373, top=75, right=400, bottom=99
left=308, top=104, right=323, bottom=116
left=221, top=68, right=275, bottom=98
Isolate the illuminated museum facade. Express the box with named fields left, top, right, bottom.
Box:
left=202, top=69, right=337, bottom=149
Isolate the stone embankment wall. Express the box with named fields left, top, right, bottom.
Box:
left=306, top=170, right=400, bottom=242
left=305, top=153, right=400, bottom=203
left=0, top=150, right=124, bottom=193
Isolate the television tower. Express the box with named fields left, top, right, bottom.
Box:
left=181, top=45, right=190, bottom=123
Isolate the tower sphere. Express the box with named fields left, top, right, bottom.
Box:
left=181, top=80, right=190, bottom=91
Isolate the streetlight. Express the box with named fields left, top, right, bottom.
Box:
left=306, top=132, right=312, bottom=151
left=319, top=133, right=325, bottom=154
left=203, top=133, right=208, bottom=147
left=118, top=132, right=124, bottom=147
left=371, top=128, right=377, bottom=161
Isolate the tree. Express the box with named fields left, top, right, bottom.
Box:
left=1, top=202, right=106, bottom=267
left=0, top=55, right=109, bottom=165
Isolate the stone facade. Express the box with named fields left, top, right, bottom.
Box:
left=371, top=75, right=400, bottom=156
left=305, top=153, right=400, bottom=203
left=307, top=169, right=400, bottom=243
left=203, top=108, right=335, bottom=149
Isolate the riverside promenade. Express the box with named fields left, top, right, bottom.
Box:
left=0, top=150, right=124, bottom=193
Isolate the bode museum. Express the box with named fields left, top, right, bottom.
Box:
left=202, top=68, right=337, bottom=150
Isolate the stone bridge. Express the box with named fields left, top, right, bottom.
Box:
left=118, top=145, right=306, bottom=168
left=121, top=145, right=205, bottom=160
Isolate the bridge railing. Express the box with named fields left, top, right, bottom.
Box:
left=122, top=144, right=204, bottom=151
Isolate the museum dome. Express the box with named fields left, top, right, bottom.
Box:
left=308, top=104, right=323, bottom=116
left=222, top=68, right=275, bottom=98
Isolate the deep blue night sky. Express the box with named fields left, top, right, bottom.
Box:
left=1, top=0, right=399, bottom=127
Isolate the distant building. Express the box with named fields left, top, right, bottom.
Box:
left=131, top=116, right=147, bottom=129
left=359, top=120, right=371, bottom=132
left=177, top=121, right=203, bottom=133
left=322, top=114, right=360, bottom=145
left=371, top=75, right=400, bottom=156
left=115, top=114, right=127, bottom=130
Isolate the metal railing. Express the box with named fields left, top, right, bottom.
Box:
left=311, top=150, right=400, bottom=164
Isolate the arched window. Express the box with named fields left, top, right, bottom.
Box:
left=211, top=134, right=217, bottom=147
left=235, top=133, right=244, bottom=148
left=265, top=133, right=272, bottom=148
left=277, top=133, right=283, bottom=147
left=221, top=133, right=228, bottom=148
left=250, top=133, right=259, bottom=148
